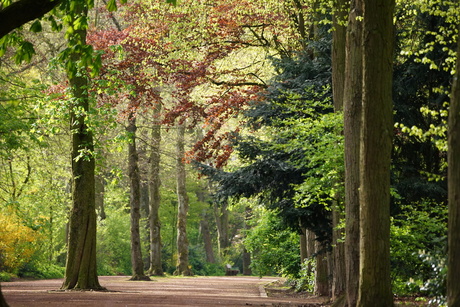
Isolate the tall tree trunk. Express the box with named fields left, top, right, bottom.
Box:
left=200, top=212, right=216, bottom=263
left=214, top=201, right=229, bottom=256
left=148, top=103, right=163, bottom=276
left=331, top=2, right=348, bottom=302
left=357, top=0, right=395, bottom=305
left=447, top=23, right=460, bottom=307
left=61, top=2, right=101, bottom=290
left=343, top=0, right=363, bottom=305
left=175, top=124, right=192, bottom=276
left=242, top=206, right=252, bottom=276
left=127, top=114, right=149, bottom=281
left=196, top=180, right=215, bottom=264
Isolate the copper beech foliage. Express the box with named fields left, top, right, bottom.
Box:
left=87, top=0, right=296, bottom=168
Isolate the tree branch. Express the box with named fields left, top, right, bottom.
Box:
left=0, top=0, right=61, bottom=38
left=208, top=77, right=267, bottom=88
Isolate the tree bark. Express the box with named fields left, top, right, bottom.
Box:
left=299, top=225, right=308, bottom=263
left=214, top=201, right=229, bottom=256
left=61, top=2, right=101, bottom=290
left=306, top=229, right=315, bottom=277
left=0, top=0, right=60, bottom=38
left=315, top=240, right=329, bottom=296
left=127, top=114, right=150, bottom=281
left=148, top=103, right=163, bottom=276
left=447, top=22, right=460, bottom=307
left=331, top=2, right=348, bottom=302
left=343, top=0, right=363, bottom=306
left=95, top=175, right=106, bottom=220
left=195, top=181, right=215, bottom=264
left=331, top=208, right=345, bottom=301
left=175, top=124, right=192, bottom=276
left=200, top=213, right=216, bottom=263
left=332, top=0, right=348, bottom=112
left=357, top=0, right=395, bottom=305
left=242, top=206, right=252, bottom=275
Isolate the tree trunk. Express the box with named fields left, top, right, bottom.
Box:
left=0, top=283, right=8, bottom=307
left=306, top=229, right=315, bottom=277
left=196, top=181, right=215, bottom=264
left=447, top=23, right=460, bottom=307
left=332, top=0, right=348, bottom=112
left=175, top=124, right=192, bottom=276
left=331, top=2, right=348, bottom=302
left=300, top=226, right=308, bottom=263
left=200, top=213, right=216, bottom=263
left=357, top=0, right=395, bottom=305
left=61, top=3, right=101, bottom=290
left=343, top=0, right=363, bottom=305
left=127, top=114, right=150, bottom=281
left=95, top=175, right=106, bottom=220
left=314, top=240, right=329, bottom=296
left=242, top=206, right=252, bottom=275
left=332, top=208, right=345, bottom=301
left=214, top=201, right=229, bottom=256
left=148, top=103, right=163, bottom=276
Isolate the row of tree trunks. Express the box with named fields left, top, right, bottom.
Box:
left=333, top=0, right=395, bottom=304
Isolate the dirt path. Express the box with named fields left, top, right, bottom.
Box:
left=2, top=276, right=329, bottom=306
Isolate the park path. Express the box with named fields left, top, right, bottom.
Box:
left=2, top=276, right=328, bottom=306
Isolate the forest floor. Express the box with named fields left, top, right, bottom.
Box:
left=2, top=275, right=330, bottom=306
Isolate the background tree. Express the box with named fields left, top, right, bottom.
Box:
left=148, top=104, right=163, bottom=276
left=174, top=123, right=192, bottom=276
left=343, top=0, right=362, bottom=305
left=127, top=113, right=149, bottom=281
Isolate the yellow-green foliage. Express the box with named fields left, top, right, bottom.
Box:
left=0, top=209, right=41, bottom=271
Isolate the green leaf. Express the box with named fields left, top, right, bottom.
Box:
left=29, top=20, right=43, bottom=33
left=106, top=0, right=117, bottom=12
left=13, top=41, right=36, bottom=64
left=166, top=0, right=177, bottom=5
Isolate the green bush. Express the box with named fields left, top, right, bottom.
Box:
left=0, top=271, right=13, bottom=282
left=244, top=209, right=300, bottom=277
left=286, top=258, right=315, bottom=293
left=18, top=262, right=64, bottom=279
left=390, top=199, right=447, bottom=297
left=96, top=189, right=132, bottom=276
